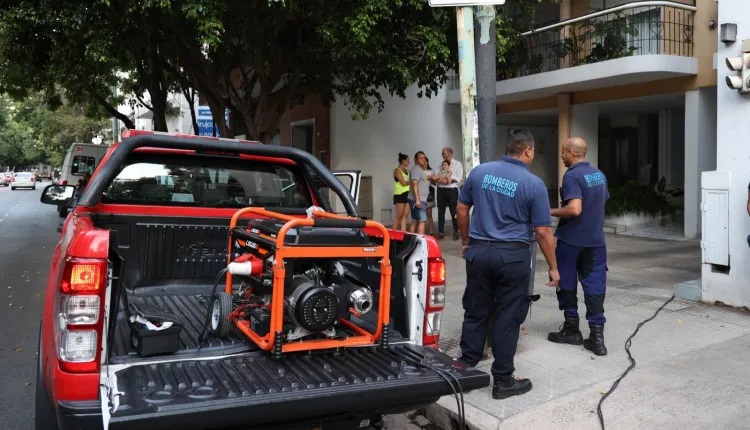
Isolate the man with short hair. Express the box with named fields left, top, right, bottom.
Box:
left=436, top=147, right=464, bottom=240
left=548, top=137, right=609, bottom=356
left=456, top=129, right=560, bottom=400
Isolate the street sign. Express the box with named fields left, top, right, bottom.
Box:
left=428, top=0, right=505, bottom=6
left=196, top=106, right=230, bottom=137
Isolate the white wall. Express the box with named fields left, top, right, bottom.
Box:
left=684, top=87, right=717, bottom=239
left=570, top=104, right=599, bottom=168
left=330, top=85, right=461, bottom=224
left=496, top=125, right=558, bottom=193
left=702, top=0, right=750, bottom=307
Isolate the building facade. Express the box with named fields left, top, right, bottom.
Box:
left=331, top=0, right=719, bottom=237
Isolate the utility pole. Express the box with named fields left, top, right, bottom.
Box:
left=456, top=7, right=480, bottom=173
left=474, top=5, right=497, bottom=163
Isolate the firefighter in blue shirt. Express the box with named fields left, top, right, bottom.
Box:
left=456, top=129, right=560, bottom=400
left=549, top=137, right=609, bottom=356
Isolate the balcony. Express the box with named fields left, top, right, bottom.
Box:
left=447, top=1, right=699, bottom=104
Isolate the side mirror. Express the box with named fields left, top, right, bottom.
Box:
left=40, top=184, right=76, bottom=206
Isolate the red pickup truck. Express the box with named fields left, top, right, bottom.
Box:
left=35, top=131, right=489, bottom=430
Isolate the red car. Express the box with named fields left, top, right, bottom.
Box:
left=35, top=130, right=488, bottom=430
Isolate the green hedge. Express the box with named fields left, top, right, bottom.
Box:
left=605, top=182, right=680, bottom=218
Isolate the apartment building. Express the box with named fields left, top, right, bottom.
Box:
left=329, top=0, right=719, bottom=239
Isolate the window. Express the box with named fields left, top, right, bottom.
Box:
left=72, top=156, right=96, bottom=176
left=100, top=154, right=312, bottom=209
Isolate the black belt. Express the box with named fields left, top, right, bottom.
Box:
left=469, top=239, right=529, bottom=248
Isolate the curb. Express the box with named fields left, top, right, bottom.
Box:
left=421, top=395, right=500, bottom=430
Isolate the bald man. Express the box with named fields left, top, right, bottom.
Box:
left=549, top=137, right=609, bottom=356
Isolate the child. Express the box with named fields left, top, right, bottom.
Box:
left=436, top=160, right=452, bottom=185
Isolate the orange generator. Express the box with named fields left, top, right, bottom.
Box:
left=208, top=208, right=392, bottom=357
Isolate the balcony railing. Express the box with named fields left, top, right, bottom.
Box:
left=497, top=1, right=696, bottom=81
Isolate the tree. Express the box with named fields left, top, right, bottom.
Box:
left=0, top=1, right=137, bottom=129
left=6, top=93, right=109, bottom=166
left=0, top=0, right=549, bottom=142
left=139, top=0, right=458, bottom=141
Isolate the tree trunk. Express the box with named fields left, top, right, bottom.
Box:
left=206, top=98, right=231, bottom=137
left=146, top=29, right=170, bottom=133
left=150, top=95, right=169, bottom=132
left=183, top=88, right=199, bottom=135
left=89, top=91, right=135, bottom=130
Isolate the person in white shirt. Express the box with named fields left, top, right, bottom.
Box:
left=435, top=147, right=464, bottom=240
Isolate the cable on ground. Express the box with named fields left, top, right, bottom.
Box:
left=596, top=294, right=675, bottom=429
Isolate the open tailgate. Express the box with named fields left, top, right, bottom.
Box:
left=106, top=344, right=489, bottom=430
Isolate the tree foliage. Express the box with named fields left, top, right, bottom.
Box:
left=0, top=0, right=550, bottom=143
left=0, top=94, right=109, bottom=168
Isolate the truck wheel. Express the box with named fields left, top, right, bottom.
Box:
left=35, top=324, right=60, bottom=430
left=210, top=292, right=233, bottom=338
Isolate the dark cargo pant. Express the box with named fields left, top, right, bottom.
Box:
left=555, top=239, right=608, bottom=325
left=458, top=243, right=531, bottom=379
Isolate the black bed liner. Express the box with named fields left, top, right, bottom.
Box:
left=111, top=294, right=254, bottom=363
left=111, top=293, right=407, bottom=363
left=108, top=344, right=489, bottom=430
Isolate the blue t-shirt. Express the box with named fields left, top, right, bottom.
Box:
left=555, top=161, right=609, bottom=247
left=458, top=156, right=552, bottom=244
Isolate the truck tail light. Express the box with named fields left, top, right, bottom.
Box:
left=55, top=258, right=108, bottom=373
left=423, top=257, right=445, bottom=347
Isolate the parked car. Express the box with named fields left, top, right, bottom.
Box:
left=11, top=171, right=36, bottom=190
left=55, top=142, right=110, bottom=218
left=0, top=172, right=11, bottom=186
left=35, top=130, right=488, bottom=430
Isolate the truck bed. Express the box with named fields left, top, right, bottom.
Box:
left=107, top=344, right=488, bottom=430
left=110, top=289, right=407, bottom=363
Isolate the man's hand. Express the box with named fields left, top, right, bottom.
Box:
left=546, top=267, right=560, bottom=286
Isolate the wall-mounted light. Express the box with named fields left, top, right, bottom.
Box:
left=709, top=20, right=717, bottom=30
left=721, top=23, right=738, bottom=44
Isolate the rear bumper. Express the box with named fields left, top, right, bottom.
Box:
left=107, top=344, right=490, bottom=430
left=57, top=400, right=103, bottom=430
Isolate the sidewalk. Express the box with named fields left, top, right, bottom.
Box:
left=423, top=234, right=750, bottom=430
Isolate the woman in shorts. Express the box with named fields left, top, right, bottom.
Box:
left=392, top=153, right=410, bottom=231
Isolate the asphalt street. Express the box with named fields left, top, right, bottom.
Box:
left=0, top=181, right=60, bottom=430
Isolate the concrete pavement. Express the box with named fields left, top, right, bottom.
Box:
left=426, top=233, right=750, bottom=430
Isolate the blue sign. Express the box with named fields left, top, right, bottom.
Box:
left=196, top=106, right=230, bottom=137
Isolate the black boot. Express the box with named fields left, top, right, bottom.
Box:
left=583, top=324, right=608, bottom=356
left=548, top=316, right=584, bottom=345
left=492, top=376, right=533, bottom=400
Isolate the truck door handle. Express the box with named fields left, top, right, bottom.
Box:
left=413, top=260, right=423, bottom=282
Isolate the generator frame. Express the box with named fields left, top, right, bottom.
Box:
left=224, top=207, right=392, bottom=356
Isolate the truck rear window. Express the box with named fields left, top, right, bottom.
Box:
left=100, top=155, right=312, bottom=208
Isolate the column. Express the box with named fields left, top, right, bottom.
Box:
left=570, top=103, right=599, bottom=168
left=684, top=87, right=717, bottom=239
left=559, top=0, right=571, bottom=69
left=658, top=108, right=671, bottom=184
left=557, top=93, right=571, bottom=205
left=703, top=0, right=750, bottom=307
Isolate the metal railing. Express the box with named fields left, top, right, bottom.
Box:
left=498, top=1, right=697, bottom=80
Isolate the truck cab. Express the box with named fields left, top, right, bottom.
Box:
left=35, top=130, right=489, bottom=430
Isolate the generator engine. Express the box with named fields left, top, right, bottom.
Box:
left=210, top=210, right=392, bottom=356
left=219, top=218, right=376, bottom=343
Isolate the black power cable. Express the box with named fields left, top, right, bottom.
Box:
left=412, top=292, right=467, bottom=429
left=412, top=362, right=466, bottom=430
left=597, top=294, right=675, bottom=429
left=198, top=268, right=229, bottom=346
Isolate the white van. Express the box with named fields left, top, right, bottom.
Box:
left=56, top=142, right=110, bottom=217
left=56, top=142, right=110, bottom=186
